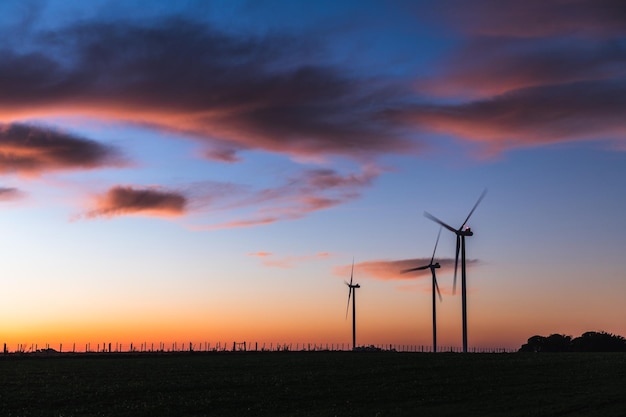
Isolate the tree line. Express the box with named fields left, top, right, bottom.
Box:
left=519, top=331, right=626, bottom=352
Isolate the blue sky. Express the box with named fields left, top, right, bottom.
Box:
left=1, top=0, right=625, bottom=351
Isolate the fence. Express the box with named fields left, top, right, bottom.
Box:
left=2, top=341, right=517, bottom=354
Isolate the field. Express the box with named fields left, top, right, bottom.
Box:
left=1, top=351, right=625, bottom=416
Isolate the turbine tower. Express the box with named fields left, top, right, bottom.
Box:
left=345, top=259, right=360, bottom=350
left=424, top=189, right=486, bottom=353
left=402, top=228, right=443, bottom=352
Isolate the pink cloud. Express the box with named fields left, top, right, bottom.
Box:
left=250, top=252, right=334, bottom=269
left=400, top=0, right=626, bottom=152
left=83, top=185, right=187, bottom=219
left=188, top=165, right=382, bottom=229
left=0, top=123, right=123, bottom=176
left=0, top=187, right=23, bottom=201
left=203, top=147, right=242, bottom=163
left=418, top=38, right=626, bottom=99
left=390, top=79, right=626, bottom=152
left=334, top=258, right=479, bottom=281
left=248, top=251, right=273, bottom=258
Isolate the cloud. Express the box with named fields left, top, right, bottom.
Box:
left=391, top=79, right=626, bottom=151
left=248, top=251, right=273, bottom=258
left=304, top=167, right=379, bottom=189
left=0, top=123, right=122, bottom=175
left=424, top=0, right=626, bottom=38
left=189, top=165, right=381, bottom=229
left=2, top=3, right=622, bottom=228
left=400, top=0, right=626, bottom=152
left=203, top=148, right=243, bottom=163
left=419, top=38, right=626, bottom=98
left=334, top=258, right=479, bottom=281
left=77, top=165, right=380, bottom=226
left=0, top=18, right=414, bottom=161
left=0, top=187, right=23, bottom=201
left=197, top=216, right=279, bottom=230
left=250, top=251, right=332, bottom=269
left=84, top=185, right=187, bottom=219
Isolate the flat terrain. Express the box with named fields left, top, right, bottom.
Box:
left=1, top=351, right=624, bottom=416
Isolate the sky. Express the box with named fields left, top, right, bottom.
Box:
left=1, top=0, right=625, bottom=352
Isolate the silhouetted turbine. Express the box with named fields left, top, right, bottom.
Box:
left=402, top=228, right=443, bottom=352
left=424, top=189, right=486, bottom=353
left=345, top=259, right=360, bottom=350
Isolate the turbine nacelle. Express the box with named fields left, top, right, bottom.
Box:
left=460, top=226, right=473, bottom=236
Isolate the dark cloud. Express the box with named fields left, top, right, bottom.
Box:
left=203, top=148, right=242, bottom=163
left=420, top=38, right=626, bottom=98
left=2, top=3, right=623, bottom=180
left=0, top=123, right=122, bottom=175
left=0, top=18, right=412, bottom=160
left=425, top=0, right=626, bottom=38
left=391, top=79, right=626, bottom=150
left=397, top=0, right=626, bottom=151
left=85, top=185, right=187, bottom=219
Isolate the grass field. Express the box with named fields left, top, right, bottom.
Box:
left=1, top=351, right=625, bottom=416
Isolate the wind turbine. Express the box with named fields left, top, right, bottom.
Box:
left=402, top=228, right=443, bottom=352
left=424, top=189, right=486, bottom=353
left=345, top=259, right=360, bottom=350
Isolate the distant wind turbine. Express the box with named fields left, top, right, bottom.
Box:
left=345, top=259, right=361, bottom=350
left=424, top=189, right=486, bottom=353
left=402, top=228, right=443, bottom=352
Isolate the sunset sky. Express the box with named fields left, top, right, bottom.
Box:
left=1, top=0, right=625, bottom=352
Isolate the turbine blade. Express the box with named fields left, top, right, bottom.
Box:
left=345, top=287, right=352, bottom=319
left=434, top=272, right=443, bottom=302
left=424, top=212, right=457, bottom=234
left=461, top=188, right=487, bottom=228
left=430, top=227, right=442, bottom=265
left=402, top=265, right=429, bottom=273
left=453, top=235, right=460, bottom=295
left=349, top=258, right=354, bottom=286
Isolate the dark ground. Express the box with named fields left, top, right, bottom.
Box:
left=1, top=351, right=625, bottom=416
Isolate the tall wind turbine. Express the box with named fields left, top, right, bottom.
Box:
left=345, top=260, right=360, bottom=350
left=402, top=228, right=443, bottom=352
left=425, top=189, right=486, bottom=353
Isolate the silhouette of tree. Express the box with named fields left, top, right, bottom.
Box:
left=519, top=335, right=547, bottom=352
left=519, top=334, right=571, bottom=352
left=519, top=331, right=626, bottom=352
left=571, top=331, right=626, bottom=352
left=544, top=334, right=572, bottom=352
